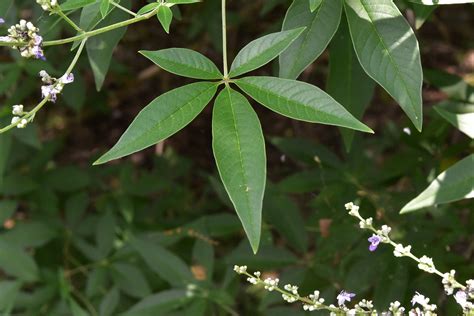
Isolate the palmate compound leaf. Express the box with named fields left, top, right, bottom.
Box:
left=94, top=82, right=218, bottom=165
left=344, top=0, right=423, bottom=131
left=140, top=48, right=222, bottom=80
left=400, top=154, right=474, bottom=213
left=228, top=27, right=306, bottom=78
left=235, top=76, right=374, bottom=133
left=279, top=0, right=342, bottom=79
left=212, top=87, right=266, bottom=253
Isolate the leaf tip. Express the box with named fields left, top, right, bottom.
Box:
left=92, top=154, right=110, bottom=166
left=250, top=240, right=260, bottom=254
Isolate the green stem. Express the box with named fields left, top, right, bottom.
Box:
left=56, top=10, right=83, bottom=33
left=110, top=0, right=137, bottom=17
left=43, top=7, right=159, bottom=47
left=66, top=39, right=87, bottom=74
left=221, top=0, right=228, bottom=79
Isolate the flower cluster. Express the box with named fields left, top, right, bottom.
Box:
left=263, top=277, right=279, bottom=291
left=40, top=70, right=74, bottom=102
left=346, top=202, right=474, bottom=313
left=454, top=280, right=474, bottom=311
left=36, top=0, right=58, bottom=11
left=411, top=292, right=437, bottom=315
left=303, top=291, right=325, bottom=311
left=0, top=20, right=44, bottom=59
left=11, top=104, right=28, bottom=128
left=233, top=265, right=247, bottom=274
left=282, top=284, right=299, bottom=303
left=233, top=266, right=456, bottom=315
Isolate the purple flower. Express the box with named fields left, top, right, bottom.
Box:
left=0, top=18, right=5, bottom=25
left=32, top=35, right=45, bottom=60
left=59, top=73, right=74, bottom=84
left=41, top=72, right=74, bottom=102
left=368, top=234, right=381, bottom=252
left=454, top=291, right=468, bottom=309
left=41, top=84, right=59, bottom=102
left=337, top=290, right=355, bottom=306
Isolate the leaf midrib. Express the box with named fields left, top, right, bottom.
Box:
left=225, top=88, right=255, bottom=232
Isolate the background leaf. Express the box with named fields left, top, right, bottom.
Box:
left=400, top=154, right=474, bottom=213
left=279, top=0, right=342, bottom=79
left=344, top=0, right=423, bottom=130
left=130, top=237, right=193, bottom=286
left=86, top=0, right=131, bottom=90
left=122, top=290, right=189, bottom=316
left=434, top=101, right=474, bottom=138
left=100, top=287, right=120, bottom=316
left=327, top=16, right=375, bottom=151
left=0, top=239, right=38, bottom=282
left=212, top=87, right=266, bottom=253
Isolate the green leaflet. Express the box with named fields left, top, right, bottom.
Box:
left=85, top=0, right=131, bottom=90
left=0, top=133, right=12, bottom=189
left=0, top=281, right=21, bottom=314
left=140, top=48, right=222, bottom=80
left=111, top=263, right=151, bottom=298
left=168, top=0, right=201, bottom=3
left=212, top=87, right=266, bottom=253
left=94, top=82, right=217, bottom=165
left=99, top=287, right=120, bottom=316
left=157, top=5, right=173, bottom=33
left=137, top=3, right=159, bottom=15
left=60, top=0, right=95, bottom=11
left=434, top=102, right=474, bottom=139
left=407, top=0, right=473, bottom=4
left=236, top=76, right=373, bottom=133
left=400, top=154, right=474, bottom=213
left=229, top=27, right=305, bottom=78
left=121, top=290, right=190, bottom=316
left=0, top=239, right=39, bottom=282
left=344, top=0, right=423, bottom=131
left=130, top=237, right=193, bottom=286
left=327, top=16, right=375, bottom=151
left=263, top=188, right=308, bottom=252
left=100, top=0, right=110, bottom=18
left=279, top=0, right=342, bottom=79
left=309, top=0, right=323, bottom=11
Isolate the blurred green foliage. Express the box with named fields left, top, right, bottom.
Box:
left=0, top=0, right=473, bottom=315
